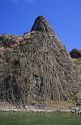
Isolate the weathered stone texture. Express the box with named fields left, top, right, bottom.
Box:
left=0, top=16, right=80, bottom=107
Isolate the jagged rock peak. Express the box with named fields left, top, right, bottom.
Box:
left=31, top=16, right=54, bottom=34
left=0, top=16, right=80, bottom=108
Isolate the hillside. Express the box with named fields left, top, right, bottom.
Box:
left=74, top=59, right=81, bottom=98
left=0, top=16, right=80, bottom=109
left=74, top=58, right=81, bottom=81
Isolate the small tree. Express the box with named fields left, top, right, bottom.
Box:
left=70, top=48, right=81, bottom=59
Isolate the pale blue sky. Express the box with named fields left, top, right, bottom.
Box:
left=0, top=0, right=81, bottom=51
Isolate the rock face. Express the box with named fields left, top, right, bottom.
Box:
left=0, top=16, right=80, bottom=107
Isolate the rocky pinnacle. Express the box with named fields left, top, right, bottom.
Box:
left=0, top=16, right=80, bottom=107
left=31, top=16, right=54, bottom=34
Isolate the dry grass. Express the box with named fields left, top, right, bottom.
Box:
left=45, top=100, right=73, bottom=109
left=73, top=58, right=81, bottom=99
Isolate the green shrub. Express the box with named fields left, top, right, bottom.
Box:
left=69, top=48, right=81, bottom=59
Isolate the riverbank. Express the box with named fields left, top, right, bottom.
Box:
left=0, top=105, right=81, bottom=114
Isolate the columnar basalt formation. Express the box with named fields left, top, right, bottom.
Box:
left=0, top=16, right=80, bottom=107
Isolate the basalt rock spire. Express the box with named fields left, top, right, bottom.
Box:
left=0, top=16, right=80, bottom=107
left=31, top=16, right=54, bottom=34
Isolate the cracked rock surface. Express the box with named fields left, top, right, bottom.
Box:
left=0, top=16, right=80, bottom=107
